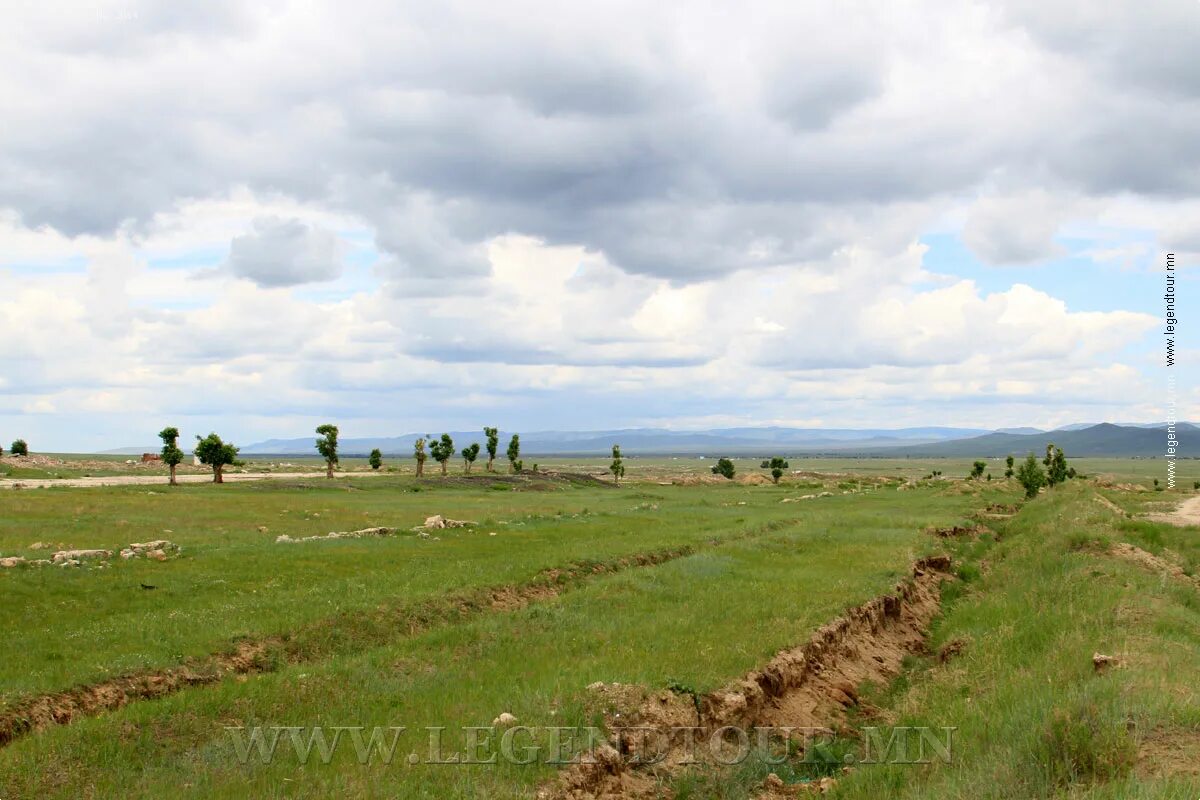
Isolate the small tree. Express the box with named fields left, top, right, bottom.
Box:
left=507, top=434, right=521, bottom=474
left=484, top=427, right=499, bottom=472
left=1016, top=452, right=1046, bottom=499
left=158, top=426, right=184, bottom=486
left=711, top=458, right=736, bottom=480
left=761, top=456, right=789, bottom=484
left=413, top=437, right=428, bottom=477
left=462, top=443, right=480, bottom=474
left=315, top=424, right=339, bottom=479
left=194, top=433, right=238, bottom=484
left=1043, top=444, right=1068, bottom=487
left=10, top=439, right=28, bottom=457
left=610, top=444, right=625, bottom=484
left=1004, top=455, right=1015, bottom=478
left=430, top=433, right=455, bottom=476
left=970, top=461, right=986, bottom=480
left=369, top=448, right=383, bottom=470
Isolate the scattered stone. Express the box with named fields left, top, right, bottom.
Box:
left=1, top=556, right=27, bottom=568
left=257, top=526, right=269, bottom=533
left=28, top=542, right=51, bottom=550
left=52, top=549, right=112, bottom=565
left=276, top=527, right=398, bottom=544
left=492, top=712, right=518, bottom=727
left=1093, top=652, right=1119, bottom=673
left=119, top=540, right=181, bottom=560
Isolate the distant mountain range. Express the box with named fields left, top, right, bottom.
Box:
left=98, top=422, right=1179, bottom=458
left=850, top=422, right=1194, bottom=458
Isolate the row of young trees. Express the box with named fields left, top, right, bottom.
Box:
left=157, top=423, right=626, bottom=485
left=408, top=429, right=524, bottom=477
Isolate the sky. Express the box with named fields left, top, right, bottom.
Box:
left=0, top=0, right=1197, bottom=452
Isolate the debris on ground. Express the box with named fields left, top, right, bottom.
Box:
left=120, top=540, right=181, bottom=561
left=414, top=515, right=477, bottom=531
left=1092, top=652, right=1119, bottom=673
left=52, top=549, right=112, bottom=566
left=928, top=524, right=991, bottom=539
left=276, top=526, right=398, bottom=544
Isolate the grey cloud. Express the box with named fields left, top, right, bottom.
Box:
left=225, top=216, right=344, bottom=287
left=1, top=0, right=1199, bottom=284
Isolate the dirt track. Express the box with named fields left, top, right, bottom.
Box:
left=0, top=472, right=385, bottom=490
left=1147, top=495, right=1200, bottom=526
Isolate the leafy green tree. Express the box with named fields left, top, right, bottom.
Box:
left=610, top=444, right=625, bottom=484
left=462, top=443, right=480, bottom=474
left=10, top=439, right=28, bottom=457
left=194, top=433, right=239, bottom=484
left=484, top=427, right=499, bottom=472
left=158, top=427, right=184, bottom=486
left=315, top=424, right=339, bottom=478
left=368, top=448, right=383, bottom=470
left=1043, top=444, right=1068, bottom=487
left=413, top=437, right=428, bottom=477
left=970, top=460, right=986, bottom=480
left=711, top=458, right=736, bottom=480
left=506, top=434, right=521, bottom=474
left=761, top=456, right=789, bottom=484
left=1004, top=455, right=1015, bottom=478
left=1016, top=452, right=1046, bottom=499
left=430, top=433, right=455, bottom=475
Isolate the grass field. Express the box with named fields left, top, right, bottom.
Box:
left=1, top=458, right=1197, bottom=798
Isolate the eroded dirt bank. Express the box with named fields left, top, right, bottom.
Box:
left=0, top=547, right=697, bottom=748
left=540, top=555, right=954, bottom=799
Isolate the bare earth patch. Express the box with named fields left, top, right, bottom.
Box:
left=1145, top=495, right=1200, bottom=526
left=1136, top=728, right=1200, bottom=778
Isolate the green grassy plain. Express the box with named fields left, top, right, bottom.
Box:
left=1, top=458, right=1197, bottom=798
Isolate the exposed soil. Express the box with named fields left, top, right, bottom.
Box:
left=1136, top=728, right=1200, bottom=778
left=1109, top=543, right=1198, bottom=588
left=927, top=524, right=991, bottom=539
left=1145, top=495, right=1200, bottom=526
left=0, top=546, right=699, bottom=748
left=1093, top=495, right=1128, bottom=517
left=538, top=555, right=953, bottom=799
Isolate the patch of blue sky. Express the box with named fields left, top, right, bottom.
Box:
left=918, top=231, right=1164, bottom=317
left=144, top=247, right=226, bottom=270
left=4, top=255, right=88, bottom=274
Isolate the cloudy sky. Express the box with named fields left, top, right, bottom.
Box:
left=1, top=0, right=1196, bottom=451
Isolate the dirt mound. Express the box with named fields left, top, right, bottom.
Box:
left=1093, top=495, right=1127, bottom=517
left=738, top=474, right=774, bottom=485
left=1109, top=543, right=1197, bottom=587
left=538, top=555, right=954, bottom=799
left=927, top=524, right=991, bottom=539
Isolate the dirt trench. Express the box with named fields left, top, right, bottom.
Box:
left=540, top=555, right=954, bottom=800
left=0, top=546, right=699, bottom=749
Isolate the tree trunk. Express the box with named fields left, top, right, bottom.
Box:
left=441, top=460, right=447, bottom=476
left=416, top=461, right=423, bottom=477
left=214, top=464, right=224, bottom=484
left=326, top=461, right=334, bottom=479
left=487, top=457, right=493, bottom=473
left=169, top=464, right=177, bottom=486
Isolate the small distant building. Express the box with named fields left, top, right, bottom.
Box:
left=141, top=453, right=162, bottom=463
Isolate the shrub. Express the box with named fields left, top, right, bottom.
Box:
left=368, top=448, right=383, bottom=470
left=10, top=439, right=28, bottom=457
left=711, top=458, right=736, bottom=479
left=1016, top=452, right=1046, bottom=499
left=970, top=460, right=986, bottom=480
left=761, top=456, right=789, bottom=484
